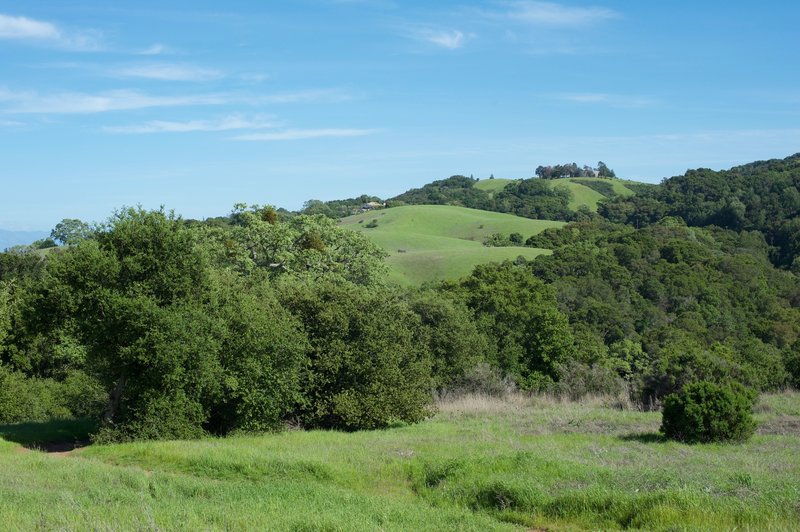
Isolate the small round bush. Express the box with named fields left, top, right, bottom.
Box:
left=660, top=380, right=757, bottom=444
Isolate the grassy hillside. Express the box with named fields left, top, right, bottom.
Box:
left=340, top=205, right=563, bottom=284
left=552, top=181, right=607, bottom=211
left=473, top=178, right=515, bottom=196
left=2, top=392, right=798, bottom=530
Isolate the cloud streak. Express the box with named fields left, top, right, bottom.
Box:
left=503, top=1, right=619, bottom=27
left=556, top=92, right=657, bottom=108
left=0, top=88, right=228, bottom=114
left=104, top=114, right=277, bottom=134
left=0, top=12, right=101, bottom=50
left=114, top=64, right=223, bottom=82
left=0, top=88, right=351, bottom=114
left=403, top=25, right=469, bottom=50
left=233, top=128, right=379, bottom=141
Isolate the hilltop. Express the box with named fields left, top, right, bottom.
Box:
left=340, top=205, right=563, bottom=284
left=385, top=174, right=650, bottom=222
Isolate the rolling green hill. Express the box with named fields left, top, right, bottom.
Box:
left=340, top=205, right=564, bottom=284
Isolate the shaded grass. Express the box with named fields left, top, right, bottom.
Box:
left=0, top=418, right=97, bottom=447
left=1, top=392, right=799, bottom=530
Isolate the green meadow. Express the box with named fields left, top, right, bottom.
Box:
left=340, top=205, right=563, bottom=284
left=2, top=392, right=798, bottom=530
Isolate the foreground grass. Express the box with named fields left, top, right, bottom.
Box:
left=1, top=392, right=799, bottom=530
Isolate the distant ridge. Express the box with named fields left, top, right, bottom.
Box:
left=0, top=229, right=49, bottom=251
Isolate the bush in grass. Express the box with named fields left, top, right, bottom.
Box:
left=552, top=360, right=627, bottom=401
left=660, top=380, right=757, bottom=443
left=445, top=363, right=516, bottom=398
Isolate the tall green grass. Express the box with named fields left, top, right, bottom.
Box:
left=2, top=392, right=798, bottom=530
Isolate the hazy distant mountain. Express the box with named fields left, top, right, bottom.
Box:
left=0, top=229, right=49, bottom=251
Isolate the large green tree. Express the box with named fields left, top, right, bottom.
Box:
left=447, top=262, right=574, bottom=388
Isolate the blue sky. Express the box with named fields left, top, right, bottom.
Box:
left=1, top=1, right=798, bottom=230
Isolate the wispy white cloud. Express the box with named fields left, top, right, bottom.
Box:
left=0, top=87, right=351, bottom=114
left=255, top=89, right=353, bottom=104
left=0, top=12, right=101, bottom=50
left=104, top=114, right=277, bottom=134
left=417, top=29, right=466, bottom=49
left=240, top=73, right=270, bottom=84
left=233, top=128, right=379, bottom=141
left=139, top=43, right=174, bottom=55
left=556, top=92, right=658, bottom=108
left=502, top=1, right=619, bottom=27
left=114, top=64, right=223, bottom=82
left=0, top=88, right=228, bottom=114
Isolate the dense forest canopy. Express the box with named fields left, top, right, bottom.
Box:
left=600, top=153, right=800, bottom=269
left=1, top=154, right=799, bottom=442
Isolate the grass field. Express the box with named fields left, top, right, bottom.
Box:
left=340, top=205, right=563, bottom=285
left=473, top=178, right=515, bottom=196
left=552, top=181, right=607, bottom=211
left=1, top=392, right=799, bottom=530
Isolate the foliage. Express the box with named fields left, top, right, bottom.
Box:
left=660, top=380, right=757, bottom=443
left=407, top=290, right=493, bottom=388
left=599, top=153, right=800, bottom=267
left=302, top=195, right=384, bottom=219
left=444, top=362, right=517, bottom=398
left=50, top=218, right=91, bottom=246
left=391, top=175, right=494, bottom=210
left=446, top=262, right=574, bottom=388
left=535, top=161, right=616, bottom=179
left=526, top=219, right=799, bottom=403
left=228, top=208, right=388, bottom=285
left=494, top=178, right=573, bottom=221
left=0, top=365, right=103, bottom=424
left=277, top=280, right=434, bottom=430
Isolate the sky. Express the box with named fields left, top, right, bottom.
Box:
left=1, top=1, right=798, bottom=230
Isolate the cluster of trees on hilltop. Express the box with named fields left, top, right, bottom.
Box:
left=535, top=161, right=616, bottom=179
left=599, top=154, right=800, bottom=269
left=301, top=195, right=384, bottom=219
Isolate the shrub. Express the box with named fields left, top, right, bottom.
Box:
left=0, top=365, right=71, bottom=423
left=660, top=380, right=757, bottom=443
left=277, top=280, right=434, bottom=430
left=444, top=363, right=517, bottom=398
left=552, top=360, right=627, bottom=401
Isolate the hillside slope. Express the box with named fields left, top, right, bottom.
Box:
left=340, top=205, right=563, bottom=284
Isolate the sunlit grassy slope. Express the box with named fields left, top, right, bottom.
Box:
left=340, top=205, right=563, bottom=285
left=475, top=177, right=644, bottom=211
left=473, top=178, right=514, bottom=196
left=2, top=392, right=799, bottom=530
